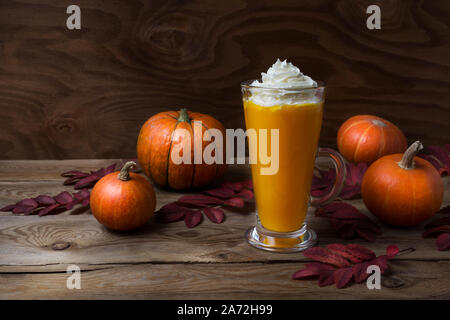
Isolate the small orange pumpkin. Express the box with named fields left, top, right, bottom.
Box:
left=90, top=161, right=156, bottom=231
left=137, top=108, right=227, bottom=190
left=337, top=115, right=407, bottom=164
left=362, top=141, right=444, bottom=226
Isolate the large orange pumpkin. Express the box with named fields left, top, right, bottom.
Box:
left=90, top=161, right=156, bottom=231
left=337, top=115, right=407, bottom=164
left=362, top=141, right=444, bottom=227
left=137, top=108, right=227, bottom=190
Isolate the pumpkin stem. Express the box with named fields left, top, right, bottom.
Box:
left=118, top=161, right=136, bottom=181
left=398, top=141, right=423, bottom=169
left=177, top=108, right=190, bottom=122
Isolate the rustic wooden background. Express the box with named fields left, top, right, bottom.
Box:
left=0, top=0, right=449, bottom=159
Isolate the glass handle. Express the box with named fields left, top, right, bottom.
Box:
left=310, top=148, right=346, bottom=207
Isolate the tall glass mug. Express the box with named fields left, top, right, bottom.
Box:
left=241, top=81, right=346, bottom=252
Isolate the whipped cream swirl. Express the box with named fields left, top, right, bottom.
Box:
left=248, top=59, right=318, bottom=107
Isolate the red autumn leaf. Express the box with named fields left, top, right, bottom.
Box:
left=34, top=195, right=56, bottom=206
left=177, top=194, right=224, bottom=208
left=352, top=261, right=371, bottom=283
left=369, top=255, right=388, bottom=273
left=436, top=233, right=450, bottom=251
left=427, top=146, right=450, bottom=175
left=223, top=197, right=245, bottom=208
left=418, top=154, right=442, bottom=172
left=318, top=269, right=336, bottom=287
left=293, top=244, right=400, bottom=289
left=54, top=191, right=73, bottom=205
left=303, top=247, right=351, bottom=268
left=63, top=172, right=90, bottom=185
left=61, top=170, right=88, bottom=178
left=82, top=198, right=90, bottom=207
left=0, top=204, right=16, bottom=212
left=203, top=207, right=225, bottom=224
left=203, top=187, right=235, bottom=199
left=73, top=189, right=90, bottom=201
left=155, top=203, right=191, bottom=223
left=326, top=244, right=363, bottom=264
left=235, top=189, right=254, bottom=200
left=231, top=181, right=245, bottom=192
left=316, top=201, right=381, bottom=242
left=12, top=199, right=39, bottom=214
left=240, top=179, right=253, bottom=189
left=38, top=204, right=62, bottom=216
left=424, top=217, right=450, bottom=229
left=311, top=168, right=335, bottom=190
left=152, top=179, right=253, bottom=228
left=334, top=267, right=354, bottom=289
left=386, top=245, right=400, bottom=258
left=422, top=225, right=450, bottom=238
left=292, top=262, right=335, bottom=280
left=74, top=175, right=101, bottom=189
left=345, top=244, right=376, bottom=260
left=184, top=210, right=203, bottom=228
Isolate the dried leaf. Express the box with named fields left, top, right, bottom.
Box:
left=223, top=197, right=245, bottom=208
left=184, top=210, right=203, bottom=228
left=203, top=187, right=235, bottom=199
left=422, top=225, right=450, bottom=238
left=425, top=217, right=450, bottom=230
left=240, top=179, right=253, bottom=189
left=73, top=189, right=90, bottom=201
left=334, top=267, right=354, bottom=289
left=38, top=204, right=62, bottom=216
left=427, top=146, right=450, bottom=175
left=235, top=189, right=254, bottom=200
left=303, top=247, right=351, bottom=268
left=34, top=195, right=56, bottom=206
left=203, top=207, right=225, bottom=224
left=345, top=244, right=376, bottom=260
left=54, top=191, right=73, bottom=205
left=316, top=201, right=381, bottom=242
left=386, top=245, right=399, bottom=259
left=177, top=194, right=223, bottom=208
left=293, top=244, right=400, bottom=289
left=292, top=262, right=335, bottom=280
left=318, top=269, right=336, bottom=287
left=155, top=203, right=190, bottom=223
left=326, top=244, right=363, bottom=263
left=12, top=199, right=39, bottom=214
left=74, top=175, right=101, bottom=189
left=61, top=170, right=88, bottom=178
left=0, top=204, right=16, bottom=212
left=353, top=261, right=371, bottom=283
left=436, top=233, right=450, bottom=251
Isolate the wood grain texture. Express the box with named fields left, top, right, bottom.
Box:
left=0, top=0, right=449, bottom=159
left=1, top=261, right=450, bottom=299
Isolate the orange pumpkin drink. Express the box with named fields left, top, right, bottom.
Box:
left=241, top=59, right=346, bottom=252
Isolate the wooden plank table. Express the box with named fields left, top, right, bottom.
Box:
left=0, top=160, right=449, bottom=299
